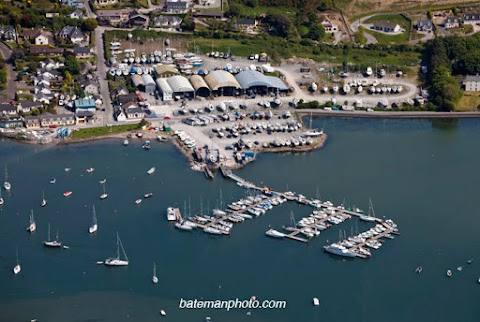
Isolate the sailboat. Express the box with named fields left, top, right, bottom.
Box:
left=100, top=183, right=108, bottom=200
left=304, top=112, right=323, bottom=137
left=44, top=223, right=62, bottom=247
left=152, top=262, right=158, bottom=284
left=13, top=247, right=21, bottom=275
left=104, top=232, right=129, bottom=266
left=0, top=187, right=4, bottom=205
left=27, top=210, right=36, bottom=233
left=41, top=190, right=47, bottom=207
left=360, top=198, right=377, bottom=222
left=89, top=205, right=98, bottom=234
left=4, top=164, right=11, bottom=190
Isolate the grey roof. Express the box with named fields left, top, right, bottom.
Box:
left=204, top=70, right=241, bottom=90
left=417, top=20, right=432, bottom=27
left=373, top=21, right=399, bottom=29
left=141, top=74, right=155, bottom=86
left=236, top=19, right=256, bottom=26
left=73, top=46, right=91, bottom=54
left=19, top=101, right=43, bottom=108
left=466, top=75, right=480, bottom=82
left=156, top=78, right=173, bottom=94
left=235, top=70, right=270, bottom=88
left=59, top=26, right=83, bottom=39
left=76, top=110, right=95, bottom=117
left=463, top=14, right=480, bottom=21
left=125, top=107, right=144, bottom=115
left=166, top=75, right=194, bottom=93
left=264, top=76, right=288, bottom=91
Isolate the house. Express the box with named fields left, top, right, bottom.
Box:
left=69, top=9, right=85, bottom=19
left=115, top=109, right=126, bottom=121
left=94, top=0, right=118, bottom=6
left=129, top=13, right=149, bottom=27
left=0, top=102, right=17, bottom=116
left=3, top=26, right=17, bottom=42
left=416, top=19, right=433, bottom=32
left=61, top=0, right=84, bottom=8
left=320, top=18, right=338, bottom=33
left=154, top=65, right=179, bottom=78
left=124, top=103, right=145, bottom=119
left=25, top=116, right=41, bottom=129
left=58, top=26, right=84, bottom=44
left=0, top=117, right=24, bottom=128
left=462, top=13, right=480, bottom=25
left=73, top=46, right=91, bottom=59
left=372, top=21, right=401, bottom=33
left=40, top=113, right=76, bottom=127
left=74, top=98, right=96, bottom=114
left=117, top=93, right=137, bottom=105
left=93, top=95, right=103, bottom=108
left=116, top=86, right=129, bottom=96
left=17, top=100, right=43, bottom=114
left=40, top=58, right=62, bottom=70
left=234, top=19, right=257, bottom=30
left=192, top=10, right=223, bottom=19
left=81, top=78, right=99, bottom=95
left=96, top=9, right=132, bottom=26
left=444, top=17, right=460, bottom=29
left=153, top=15, right=183, bottom=28
left=75, top=110, right=95, bottom=124
left=29, top=46, right=64, bottom=56
left=22, top=29, right=53, bottom=45
left=164, top=0, right=190, bottom=13
left=465, top=75, right=480, bottom=91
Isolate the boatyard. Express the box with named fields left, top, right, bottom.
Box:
left=167, top=166, right=399, bottom=259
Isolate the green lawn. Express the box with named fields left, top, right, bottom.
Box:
left=456, top=92, right=480, bottom=111
left=365, top=14, right=410, bottom=28
left=360, top=26, right=410, bottom=45
left=70, top=123, right=142, bottom=139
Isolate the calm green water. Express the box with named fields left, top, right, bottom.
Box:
left=1, top=118, right=480, bottom=322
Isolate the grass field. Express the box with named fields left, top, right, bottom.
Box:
left=365, top=14, right=410, bottom=28
left=456, top=92, right=480, bottom=111
left=70, top=123, right=142, bottom=139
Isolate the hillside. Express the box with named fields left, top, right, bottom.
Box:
left=335, top=0, right=480, bottom=18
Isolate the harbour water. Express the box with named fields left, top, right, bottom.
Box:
left=1, top=118, right=480, bottom=322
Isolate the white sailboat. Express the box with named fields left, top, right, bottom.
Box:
left=147, top=167, right=156, bottom=175
left=44, top=223, right=62, bottom=247
left=27, top=210, right=36, bottom=233
left=0, top=187, right=4, bottom=205
left=104, top=232, right=129, bottom=266
left=13, top=247, right=21, bottom=275
left=360, top=198, right=377, bottom=222
left=41, top=190, right=47, bottom=207
left=152, top=262, right=158, bottom=284
left=304, top=112, right=323, bottom=137
left=4, top=164, right=11, bottom=191
left=89, top=205, right=98, bottom=234
left=100, top=183, right=108, bottom=200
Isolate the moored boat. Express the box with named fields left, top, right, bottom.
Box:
left=104, top=233, right=129, bottom=266
left=147, top=167, right=156, bottom=175
left=265, top=228, right=285, bottom=238
left=63, top=191, right=72, bottom=197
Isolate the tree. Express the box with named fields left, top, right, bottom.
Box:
left=227, top=3, right=243, bottom=17
left=307, top=24, right=325, bottom=41
left=82, top=18, right=98, bottom=32
left=11, top=48, right=25, bottom=61
left=64, top=55, right=80, bottom=75
left=180, top=15, right=195, bottom=31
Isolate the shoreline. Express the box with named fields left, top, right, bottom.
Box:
left=296, top=109, right=480, bottom=119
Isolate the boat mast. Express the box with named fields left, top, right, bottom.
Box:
left=47, top=223, right=51, bottom=241
left=116, top=232, right=120, bottom=260
left=93, top=205, right=97, bottom=225
left=16, top=246, right=19, bottom=266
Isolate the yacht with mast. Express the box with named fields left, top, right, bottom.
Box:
left=0, top=188, right=4, bottom=205
left=304, top=112, right=323, bottom=137
left=100, top=183, right=108, bottom=200
left=360, top=198, right=377, bottom=222
left=44, top=223, right=62, bottom=247
left=89, top=205, right=98, bottom=234
left=152, top=262, right=158, bottom=284
left=13, top=247, right=21, bottom=275
left=104, top=233, right=129, bottom=266
left=27, top=210, right=36, bottom=233
left=4, top=164, right=11, bottom=191
left=41, top=190, right=47, bottom=207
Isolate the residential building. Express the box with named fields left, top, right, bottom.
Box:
left=29, top=46, right=64, bottom=56
left=117, top=93, right=137, bottom=105
left=61, top=0, right=85, bottom=8
left=192, top=10, right=223, bottom=19
left=444, top=17, right=460, bottom=29
left=320, top=18, right=338, bottom=33
left=40, top=58, right=63, bottom=70
left=416, top=19, right=433, bottom=32
left=0, top=102, right=17, bottom=116
left=58, top=26, right=84, bottom=44
left=164, top=0, right=190, bottom=13
left=2, top=26, right=17, bottom=42
left=152, top=15, right=182, bottom=28
left=73, top=46, right=91, bottom=59
left=372, top=21, right=401, bottom=33
left=40, top=113, right=76, bottom=127
left=0, top=117, right=24, bottom=128
left=129, top=13, right=149, bottom=27
left=23, top=29, right=53, bottom=45
left=465, top=75, right=480, bottom=91
left=96, top=9, right=132, bottom=26
left=17, top=101, right=43, bottom=114
left=75, top=110, right=95, bottom=124
left=234, top=19, right=257, bottom=30
left=69, top=9, right=85, bottom=19
left=154, top=65, right=179, bottom=78
left=25, top=116, right=41, bottom=129
left=462, top=13, right=480, bottom=25
left=80, top=78, right=99, bottom=95
left=94, top=0, right=118, bottom=6
left=115, top=108, right=126, bottom=121
left=124, top=104, right=145, bottom=119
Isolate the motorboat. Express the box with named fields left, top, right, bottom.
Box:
left=204, top=227, right=222, bottom=235
left=63, top=191, right=72, bottom=197
left=311, top=82, right=317, bottom=92
left=366, top=66, right=373, bottom=76
left=144, top=192, right=153, bottom=198
left=135, top=199, right=142, bottom=205
left=265, top=228, right=285, bottom=238
left=212, top=209, right=226, bottom=216
left=323, top=243, right=356, bottom=257
left=332, top=84, right=339, bottom=93
left=343, top=83, right=351, bottom=94
left=160, top=310, right=166, bottom=316
left=357, top=85, right=363, bottom=93
left=447, top=270, right=452, bottom=277
left=123, top=139, right=129, bottom=146
left=360, top=215, right=376, bottom=222
left=379, top=69, right=386, bottom=77
left=64, top=168, right=71, bottom=172
left=167, top=207, right=177, bottom=221
left=313, top=297, right=320, bottom=306
left=175, top=221, right=193, bottom=231
left=142, top=140, right=151, bottom=150
left=50, top=178, right=56, bottom=184
left=104, top=233, right=129, bottom=266
left=147, top=167, right=156, bottom=175
left=86, top=168, right=95, bottom=173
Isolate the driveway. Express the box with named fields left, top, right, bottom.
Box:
left=350, top=15, right=378, bottom=44
left=0, top=42, right=16, bottom=100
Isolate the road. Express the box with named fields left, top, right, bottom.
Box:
left=93, top=26, right=114, bottom=125
left=350, top=15, right=378, bottom=44
left=0, top=42, right=16, bottom=100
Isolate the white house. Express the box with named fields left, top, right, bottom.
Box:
left=58, top=26, right=84, bottom=44
left=372, top=21, right=401, bottom=33
left=115, top=109, right=126, bottom=121
left=69, top=9, right=85, bottom=19
left=320, top=17, right=338, bottom=33
left=465, top=75, right=480, bottom=92
left=444, top=17, right=460, bottom=29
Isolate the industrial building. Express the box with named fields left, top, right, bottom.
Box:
left=166, top=75, right=195, bottom=99
left=204, top=70, right=241, bottom=96
left=190, top=75, right=211, bottom=97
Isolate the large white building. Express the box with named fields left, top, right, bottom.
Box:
left=465, top=75, right=480, bottom=92
left=156, top=78, right=173, bottom=101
